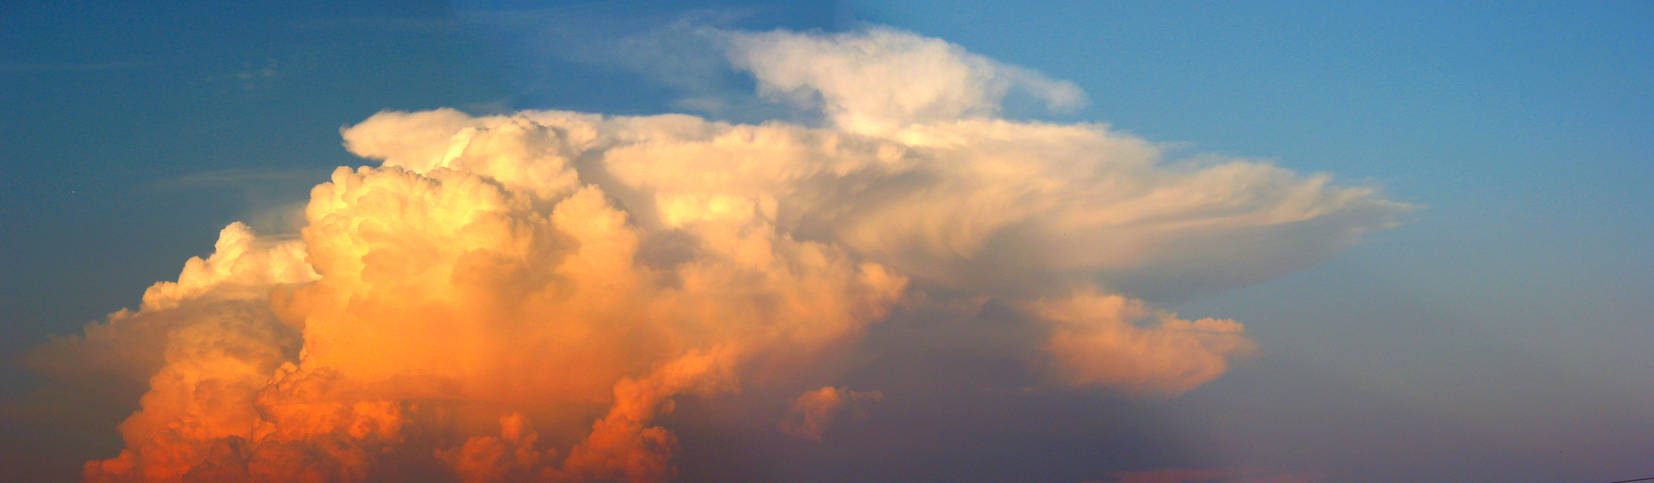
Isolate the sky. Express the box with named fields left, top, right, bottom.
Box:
left=2, top=1, right=1652, bottom=482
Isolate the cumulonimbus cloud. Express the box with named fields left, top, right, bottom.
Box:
left=26, top=25, right=1412, bottom=481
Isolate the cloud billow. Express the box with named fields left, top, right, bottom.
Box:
left=29, top=26, right=1411, bottom=482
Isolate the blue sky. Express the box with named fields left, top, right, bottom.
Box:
left=3, top=1, right=1652, bottom=481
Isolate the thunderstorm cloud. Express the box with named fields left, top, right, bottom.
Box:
left=26, top=26, right=1410, bottom=481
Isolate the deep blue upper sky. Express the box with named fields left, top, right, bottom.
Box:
left=3, top=1, right=1652, bottom=480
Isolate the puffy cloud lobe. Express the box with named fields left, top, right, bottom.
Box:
left=31, top=25, right=1411, bottom=482
left=23, top=223, right=312, bottom=419
left=778, top=386, right=883, bottom=441
left=83, top=148, right=905, bottom=480
left=140, top=222, right=317, bottom=311
left=343, top=108, right=1406, bottom=299
left=437, top=413, right=557, bottom=482
left=1029, top=290, right=1254, bottom=397
left=41, top=223, right=315, bottom=481
left=723, top=26, right=1087, bottom=136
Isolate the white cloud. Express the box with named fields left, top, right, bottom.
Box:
left=724, top=26, right=1087, bottom=135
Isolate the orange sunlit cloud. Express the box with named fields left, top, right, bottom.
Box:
left=28, top=26, right=1410, bottom=481
left=778, top=386, right=883, bottom=441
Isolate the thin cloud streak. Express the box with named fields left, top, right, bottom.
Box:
left=0, top=61, right=153, bottom=73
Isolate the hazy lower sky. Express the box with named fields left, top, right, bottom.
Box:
left=3, top=1, right=1651, bottom=482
